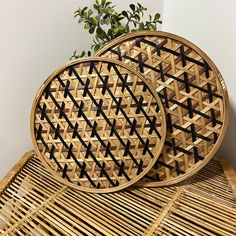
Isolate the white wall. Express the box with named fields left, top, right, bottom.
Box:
left=162, top=0, right=236, bottom=167
left=0, top=0, right=163, bottom=179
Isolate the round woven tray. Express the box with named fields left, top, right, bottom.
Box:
left=96, top=31, right=229, bottom=187
left=31, top=57, right=166, bottom=192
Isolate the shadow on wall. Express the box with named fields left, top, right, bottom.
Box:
left=220, top=104, right=236, bottom=169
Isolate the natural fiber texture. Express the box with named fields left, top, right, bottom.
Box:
left=0, top=151, right=236, bottom=235
left=31, top=58, right=166, bottom=193
left=96, top=31, right=229, bottom=186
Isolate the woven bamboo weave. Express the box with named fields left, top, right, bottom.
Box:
left=0, top=151, right=236, bottom=235
left=31, top=58, right=166, bottom=193
left=96, top=31, right=229, bottom=187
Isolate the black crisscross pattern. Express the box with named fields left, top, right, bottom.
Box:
left=32, top=60, right=165, bottom=191
left=96, top=32, right=228, bottom=185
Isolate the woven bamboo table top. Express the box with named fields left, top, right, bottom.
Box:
left=31, top=58, right=166, bottom=193
left=0, top=151, right=236, bottom=235
left=96, top=31, right=229, bottom=187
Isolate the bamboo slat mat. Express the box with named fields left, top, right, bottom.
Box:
left=0, top=151, right=236, bottom=236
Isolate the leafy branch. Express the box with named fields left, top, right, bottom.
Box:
left=71, top=0, right=162, bottom=59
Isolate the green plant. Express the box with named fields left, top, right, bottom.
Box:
left=71, top=0, right=162, bottom=59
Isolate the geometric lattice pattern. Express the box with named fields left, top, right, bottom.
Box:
left=31, top=58, right=166, bottom=192
left=96, top=31, right=229, bottom=186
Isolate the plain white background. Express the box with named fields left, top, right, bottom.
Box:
left=0, top=0, right=235, bottom=179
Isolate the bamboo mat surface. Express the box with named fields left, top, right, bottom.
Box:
left=0, top=151, right=236, bottom=236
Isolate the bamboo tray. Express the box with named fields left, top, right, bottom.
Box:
left=31, top=58, right=166, bottom=193
left=0, top=151, right=236, bottom=235
left=96, top=31, right=229, bottom=187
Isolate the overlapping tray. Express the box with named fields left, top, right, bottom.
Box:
left=96, top=31, right=229, bottom=186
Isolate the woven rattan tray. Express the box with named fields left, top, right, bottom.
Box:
left=96, top=31, right=229, bottom=187
left=0, top=151, right=236, bottom=235
left=31, top=58, right=166, bottom=193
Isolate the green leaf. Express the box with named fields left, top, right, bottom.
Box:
left=88, top=9, right=93, bottom=16
left=81, top=7, right=88, bottom=14
left=154, top=13, right=161, bottom=21
left=74, top=10, right=80, bottom=18
left=130, top=4, right=135, bottom=12
left=139, top=22, right=145, bottom=30
left=91, top=17, right=98, bottom=25
left=105, top=2, right=112, bottom=7
left=94, top=44, right=101, bottom=52
left=70, top=51, right=78, bottom=60
left=113, top=15, right=119, bottom=22
left=108, top=29, right=113, bottom=37
left=93, top=37, right=98, bottom=44
left=93, top=4, right=99, bottom=10
left=125, top=25, right=130, bottom=33
left=89, top=26, right=95, bottom=34
left=108, top=8, right=114, bottom=14
left=114, top=25, right=125, bottom=34
left=122, top=11, right=128, bottom=18
left=84, top=23, right=90, bottom=29
left=102, top=0, right=106, bottom=6
left=134, top=14, right=140, bottom=21
left=137, top=3, right=142, bottom=9
left=104, top=18, right=110, bottom=25
left=81, top=51, right=86, bottom=57
left=78, top=17, right=84, bottom=23
left=96, top=27, right=104, bottom=36
left=103, top=14, right=109, bottom=19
